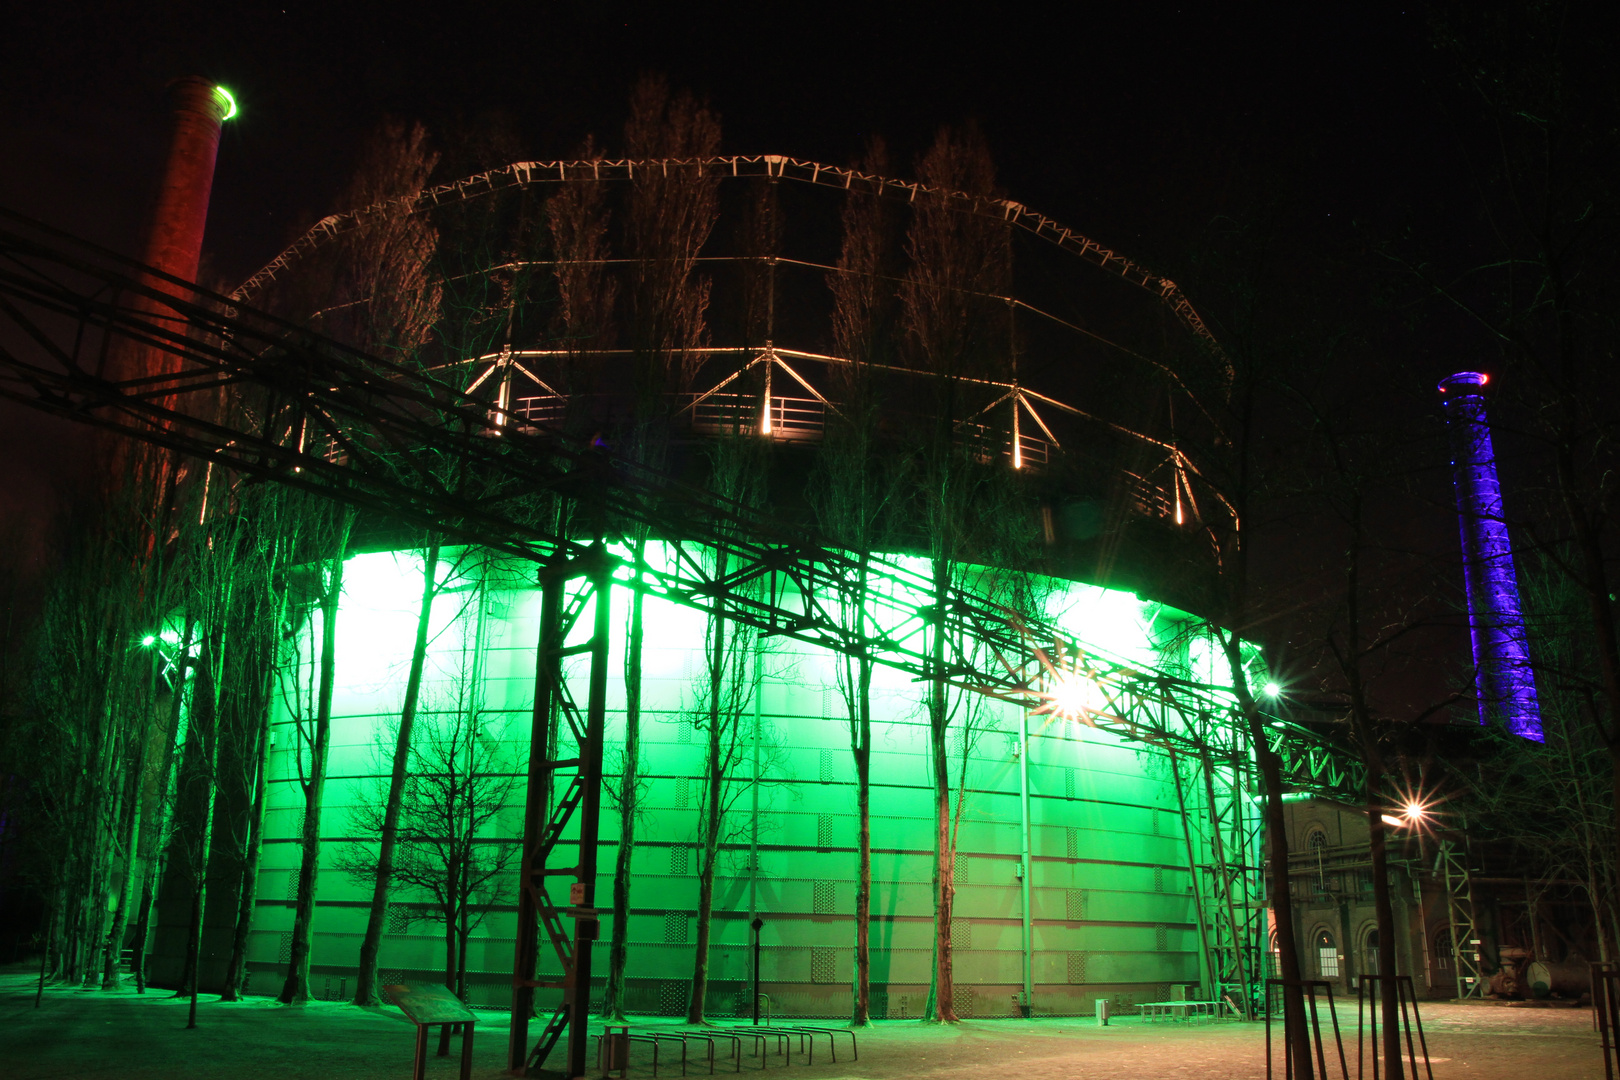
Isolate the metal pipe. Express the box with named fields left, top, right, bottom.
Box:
left=1168, top=746, right=1217, bottom=1000
left=1018, top=708, right=1033, bottom=1016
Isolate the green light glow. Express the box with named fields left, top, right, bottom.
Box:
left=1263, top=681, right=1282, bottom=697
left=213, top=85, right=238, bottom=122
left=252, top=540, right=1265, bottom=1013
left=140, top=634, right=157, bottom=647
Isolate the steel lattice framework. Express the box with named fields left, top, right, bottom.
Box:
left=0, top=208, right=1348, bottom=771
left=0, top=208, right=1358, bottom=1066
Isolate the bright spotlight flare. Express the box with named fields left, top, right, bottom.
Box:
left=959, top=608, right=1140, bottom=738
left=1379, top=796, right=1433, bottom=829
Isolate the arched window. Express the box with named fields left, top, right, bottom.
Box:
left=1306, top=828, right=1329, bottom=893
left=1363, top=928, right=1379, bottom=977
left=1316, top=930, right=1339, bottom=977
left=1433, top=928, right=1453, bottom=972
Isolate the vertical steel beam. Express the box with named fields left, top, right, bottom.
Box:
left=1438, top=840, right=1484, bottom=999
left=509, top=567, right=564, bottom=1071
left=1017, top=706, right=1033, bottom=1015
left=509, top=549, right=613, bottom=1077
left=564, top=562, right=612, bottom=1079
left=1168, top=746, right=1217, bottom=1000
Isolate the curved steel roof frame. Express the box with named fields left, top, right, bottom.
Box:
left=230, top=154, right=1230, bottom=382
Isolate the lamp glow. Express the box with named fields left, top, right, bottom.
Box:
left=1263, top=681, right=1282, bottom=697
left=1048, top=672, right=1095, bottom=719
left=214, top=86, right=238, bottom=122
left=140, top=634, right=157, bottom=647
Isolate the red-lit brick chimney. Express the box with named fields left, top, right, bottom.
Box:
left=106, top=76, right=230, bottom=387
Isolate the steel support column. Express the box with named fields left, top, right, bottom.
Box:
left=1017, top=706, right=1033, bottom=1016
left=1438, top=840, right=1485, bottom=999
left=509, top=547, right=613, bottom=1077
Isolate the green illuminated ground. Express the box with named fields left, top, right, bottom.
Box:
left=1, top=970, right=1603, bottom=1080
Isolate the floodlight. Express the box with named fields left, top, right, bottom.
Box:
left=1049, top=673, right=1094, bottom=718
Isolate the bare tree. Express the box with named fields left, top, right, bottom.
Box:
left=1287, top=384, right=1461, bottom=1078
left=603, top=76, right=723, bottom=1018
left=351, top=543, right=494, bottom=1005
left=813, top=140, right=903, bottom=1023
left=900, top=124, right=1012, bottom=1023
left=686, top=435, right=767, bottom=1024
left=276, top=509, right=354, bottom=1005
left=308, top=120, right=441, bottom=357
left=1472, top=549, right=1619, bottom=955
left=4, top=443, right=189, bottom=999
left=345, top=667, right=521, bottom=1000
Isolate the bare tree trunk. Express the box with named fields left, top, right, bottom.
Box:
left=101, top=732, right=147, bottom=990
left=221, top=642, right=276, bottom=1002
left=35, top=893, right=57, bottom=1008
left=184, top=634, right=226, bottom=1029
left=132, top=630, right=191, bottom=994
left=1223, top=633, right=1312, bottom=1078
left=444, top=906, right=458, bottom=992
left=221, top=724, right=269, bottom=1001
left=604, top=533, right=646, bottom=1020
left=278, top=527, right=349, bottom=1004
left=457, top=891, right=471, bottom=1001
left=1366, top=808, right=1403, bottom=1073
left=356, top=540, right=440, bottom=1006
left=852, top=654, right=873, bottom=1026
left=925, top=555, right=957, bottom=1023
left=688, top=555, right=727, bottom=1025
left=1337, top=522, right=1407, bottom=1079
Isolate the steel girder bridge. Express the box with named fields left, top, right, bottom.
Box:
left=0, top=208, right=1359, bottom=1072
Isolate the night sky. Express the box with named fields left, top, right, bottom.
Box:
left=0, top=3, right=1539, bottom=713
left=0, top=5, right=1456, bottom=295
left=0, top=4, right=1449, bottom=511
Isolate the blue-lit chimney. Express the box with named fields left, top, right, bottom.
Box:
left=1438, top=371, right=1542, bottom=740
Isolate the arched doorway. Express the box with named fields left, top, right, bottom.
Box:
left=1433, top=927, right=1453, bottom=974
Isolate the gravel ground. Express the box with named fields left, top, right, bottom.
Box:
left=0, top=972, right=1604, bottom=1079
